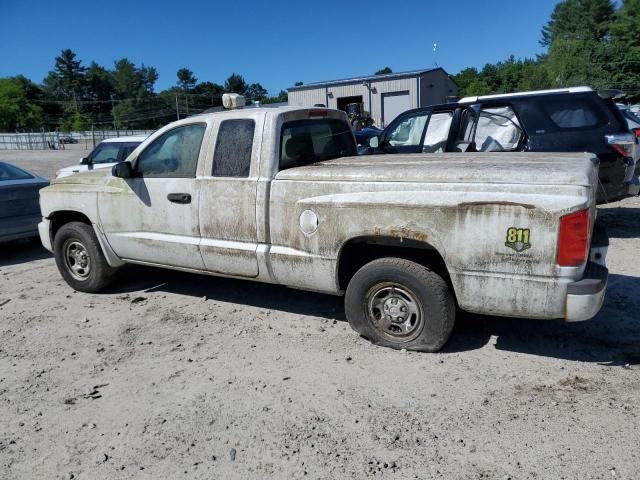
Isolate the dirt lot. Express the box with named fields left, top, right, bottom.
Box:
left=1, top=151, right=639, bottom=479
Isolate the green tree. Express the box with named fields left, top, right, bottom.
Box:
left=540, top=0, right=615, bottom=46
left=225, top=73, right=247, bottom=94
left=46, top=49, right=87, bottom=109
left=193, top=81, right=224, bottom=96
left=112, top=59, right=141, bottom=99
left=83, top=62, right=115, bottom=125
left=0, top=77, right=43, bottom=130
left=609, top=0, right=640, bottom=100
left=245, top=83, right=268, bottom=102
left=176, top=68, right=197, bottom=91
left=545, top=38, right=611, bottom=89
left=261, top=90, right=288, bottom=104
left=111, top=98, right=136, bottom=129
left=375, top=67, right=393, bottom=75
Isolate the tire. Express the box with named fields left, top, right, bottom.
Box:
left=53, top=221, right=117, bottom=293
left=345, top=257, right=455, bottom=352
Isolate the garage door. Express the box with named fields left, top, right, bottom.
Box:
left=382, top=91, right=411, bottom=127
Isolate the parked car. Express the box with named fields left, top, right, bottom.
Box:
left=59, top=135, right=78, bottom=144
left=39, top=105, right=607, bottom=352
left=0, top=162, right=49, bottom=243
left=364, top=87, right=638, bottom=203
left=618, top=104, right=640, bottom=137
left=354, top=126, right=382, bottom=151
left=55, top=136, right=147, bottom=178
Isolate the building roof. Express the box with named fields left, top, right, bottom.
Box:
left=287, top=67, right=448, bottom=92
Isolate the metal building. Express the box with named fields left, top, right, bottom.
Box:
left=287, top=67, right=458, bottom=128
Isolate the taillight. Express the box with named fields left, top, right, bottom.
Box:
left=557, top=209, right=591, bottom=266
left=635, top=128, right=640, bottom=138
left=605, top=133, right=635, bottom=157
left=309, top=109, right=328, bottom=117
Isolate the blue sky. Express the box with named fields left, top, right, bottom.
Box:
left=1, top=0, right=559, bottom=95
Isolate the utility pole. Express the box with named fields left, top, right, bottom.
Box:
left=175, top=94, right=180, bottom=120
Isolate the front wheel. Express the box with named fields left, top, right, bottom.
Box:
left=345, top=257, right=455, bottom=352
left=53, top=221, right=117, bottom=293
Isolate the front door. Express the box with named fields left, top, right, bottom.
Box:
left=98, top=122, right=208, bottom=270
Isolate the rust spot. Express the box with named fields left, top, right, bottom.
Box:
left=458, top=201, right=535, bottom=210
left=388, top=227, right=428, bottom=242
left=371, top=226, right=429, bottom=242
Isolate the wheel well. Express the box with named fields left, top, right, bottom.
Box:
left=49, top=211, right=92, bottom=241
left=337, top=236, right=450, bottom=291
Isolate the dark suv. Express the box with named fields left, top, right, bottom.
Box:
left=366, top=87, right=638, bottom=203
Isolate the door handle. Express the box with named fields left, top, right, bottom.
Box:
left=167, top=193, right=191, bottom=204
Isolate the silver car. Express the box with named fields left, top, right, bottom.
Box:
left=0, top=162, right=49, bottom=243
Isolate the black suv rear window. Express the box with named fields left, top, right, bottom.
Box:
left=541, top=97, right=607, bottom=129
left=280, top=119, right=356, bottom=170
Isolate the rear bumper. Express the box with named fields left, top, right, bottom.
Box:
left=565, top=262, right=608, bottom=322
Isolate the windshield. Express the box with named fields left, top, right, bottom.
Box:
left=0, top=162, right=34, bottom=181
left=89, top=141, right=141, bottom=164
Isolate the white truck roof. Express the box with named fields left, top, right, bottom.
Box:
left=459, top=86, right=593, bottom=104
left=101, top=135, right=148, bottom=143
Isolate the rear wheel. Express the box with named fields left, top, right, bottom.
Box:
left=53, top=222, right=117, bottom=292
left=345, top=257, right=455, bottom=352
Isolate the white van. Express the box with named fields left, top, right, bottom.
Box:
left=55, top=136, right=147, bottom=178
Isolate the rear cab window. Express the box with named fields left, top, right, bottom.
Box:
left=212, top=119, right=255, bottom=177
left=280, top=119, right=356, bottom=170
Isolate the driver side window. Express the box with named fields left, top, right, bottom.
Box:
left=387, top=113, right=428, bottom=147
left=136, top=123, right=206, bottom=177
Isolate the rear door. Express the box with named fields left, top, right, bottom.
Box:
left=450, top=104, right=524, bottom=152
left=198, top=111, right=265, bottom=277
left=0, top=164, right=47, bottom=238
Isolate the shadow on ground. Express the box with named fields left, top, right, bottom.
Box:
left=107, top=264, right=346, bottom=321
left=445, top=273, right=640, bottom=366
left=0, top=239, right=52, bottom=267
left=107, top=264, right=639, bottom=365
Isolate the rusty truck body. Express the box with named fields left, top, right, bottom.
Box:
left=38, top=106, right=608, bottom=352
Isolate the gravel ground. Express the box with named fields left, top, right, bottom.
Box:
left=0, top=151, right=639, bottom=479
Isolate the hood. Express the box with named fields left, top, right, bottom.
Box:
left=52, top=168, right=112, bottom=186
left=276, top=152, right=598, bottom=187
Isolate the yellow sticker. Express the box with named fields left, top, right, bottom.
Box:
left=505, top=227, right=531, bottom=252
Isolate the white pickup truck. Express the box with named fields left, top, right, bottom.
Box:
left=38, top=106, right=608, bottom=352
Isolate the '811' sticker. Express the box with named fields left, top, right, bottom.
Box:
left=505, top=227, right=531, bottom=252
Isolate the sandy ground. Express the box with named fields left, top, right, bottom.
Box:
left=0, top=152, right=639, bottom=479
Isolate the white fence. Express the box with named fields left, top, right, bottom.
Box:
left=0, top=130, right=155, bottom=150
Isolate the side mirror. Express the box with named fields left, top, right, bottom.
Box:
left=80, top=157, right=90, bottom=165
left=112, top=162, right=134, bottom=178
left=368, top=136, right=379, bottom=149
